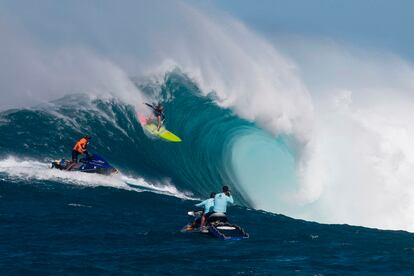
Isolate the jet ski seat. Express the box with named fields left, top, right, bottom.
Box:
left=207, top=212, right=228, bottom=223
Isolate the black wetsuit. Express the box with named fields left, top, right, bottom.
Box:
left=145, top=103, right=165, bottom=121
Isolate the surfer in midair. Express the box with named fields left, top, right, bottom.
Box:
left=145, top=102, right=165, bottom=131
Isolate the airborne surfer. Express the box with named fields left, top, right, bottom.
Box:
left=139, top=101, right=181, bottom=142
left=145, top=102, right=165, bottom=131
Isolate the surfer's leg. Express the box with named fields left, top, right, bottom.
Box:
left=200, top=211, right=212, bottom=228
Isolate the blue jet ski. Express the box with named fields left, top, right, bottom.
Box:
left=51, top=154, right=118, bottom=175
left=182, top=211, right=249, bottom=241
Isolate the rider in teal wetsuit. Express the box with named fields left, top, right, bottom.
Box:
left=195, top=192, right=216, bottom=228
left=213, top=185, right=234, bottom=213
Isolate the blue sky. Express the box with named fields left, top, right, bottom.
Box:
left=2, top=0, right=413, bottom=59
left=201, top=0, right=414, bottom=60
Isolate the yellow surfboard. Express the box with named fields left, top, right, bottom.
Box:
left=139, top=115, right=182, bottom=142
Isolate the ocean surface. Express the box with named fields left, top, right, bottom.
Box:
left=1, top=73, right=414, bottom=274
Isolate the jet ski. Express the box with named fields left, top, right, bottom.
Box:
left=182, top=211, right=249, bottom=241
left=51, top=154, right=118, bottom=175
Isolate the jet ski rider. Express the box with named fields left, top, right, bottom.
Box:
left=213, top=185, right=234, bottom=214
left=72, top=135, right=91, bottom=163
left=145, top=102, right=165, bottom=131
left=195, top=192, right=216, bottom=229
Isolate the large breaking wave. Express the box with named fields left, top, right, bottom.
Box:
left=0, top=71, right=292, bottom=205
left=1, top=0, right=414, bottom=232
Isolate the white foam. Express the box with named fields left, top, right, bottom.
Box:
left=68, top=203, right=91, bottom=208
left=293, top=43, right=414, bottom=231
left=0, top=1, right=313, bottom=141
left=121, top=175, right=193, bottom=200
left=0, top=156, right=193, bottom=200
left=232, top=40, right=414, bottom=231
left=142, top=4, right=314, bottom=140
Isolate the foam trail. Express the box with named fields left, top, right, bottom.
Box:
left=0, top=157, right=193, bottom=200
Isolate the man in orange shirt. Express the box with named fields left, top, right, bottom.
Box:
left=72, top=135, right=91, bottom=163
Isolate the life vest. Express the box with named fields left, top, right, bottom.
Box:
left=73, top=138, right=88, bottom=153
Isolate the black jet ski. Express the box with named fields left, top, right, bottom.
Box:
left=182, top=211, right=249, bottom=241
left=51, top=154, right=118, bottom=175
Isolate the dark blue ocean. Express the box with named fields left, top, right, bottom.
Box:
left=1, top=73, right=414, bottom=274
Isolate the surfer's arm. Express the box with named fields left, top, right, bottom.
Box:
left=144, top=102, right=154, bottom=109
left=227, top=195, right=234, bottom=204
